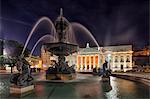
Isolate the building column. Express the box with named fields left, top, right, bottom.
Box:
left=112, top=54, right=115, bottom=71
left=89, top=56, right=91, bottom=71
left=80, top=56, right=83, bottom=71
left=124, top=55, right=126, bottom=71
left=130, top=54, right=132, bottom=68
left=84, top=56, right=87, bottom=71
left=118, top=55, right=121, bottom=70
left=93, top=55, right=96, bottom=68
left=98, top=54, right=100, bottom=68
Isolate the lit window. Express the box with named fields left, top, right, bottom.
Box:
left=120, top=56, right=124, bottom=62
left=126, top=56, right=130, bottom=62
left=115, top=56, right=118, bottom=62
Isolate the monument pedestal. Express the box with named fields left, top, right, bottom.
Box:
left=10, top=85, right=34, bottom=97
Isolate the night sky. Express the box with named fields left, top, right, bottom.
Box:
left=1, top=0, right=149, bottom=55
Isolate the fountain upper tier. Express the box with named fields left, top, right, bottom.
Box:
left=43, top=8, right=78, bottom=56
left=43, top=42, right=78, bottom=56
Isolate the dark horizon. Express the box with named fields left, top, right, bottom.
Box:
left=1, top=0, right=149, bottom=55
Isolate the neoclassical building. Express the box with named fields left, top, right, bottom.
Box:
left=66, top=43, right=133, bottom=72
left=66, top=43, right=102, bottom=72
left=41, top=43, right=133, bottom=72
left=41, top=46, right=58, bottom=70
left=103, top=45, right=133, bottom=72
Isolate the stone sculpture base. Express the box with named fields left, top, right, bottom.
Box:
left=101, top=76, right=110, bottom=82
left=10, top=85, right=34, bottom=97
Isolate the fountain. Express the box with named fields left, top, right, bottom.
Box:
left=43, top=8, right=78, bottom=80
left=8, top=8, right=101, bottom=97
left=21, top=17, right=56, bottom=56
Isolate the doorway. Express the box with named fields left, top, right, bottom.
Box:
left=121, top=65, right=123, bottom=70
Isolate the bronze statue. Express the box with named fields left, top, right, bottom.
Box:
left=10, top=56, right=33, bottom=86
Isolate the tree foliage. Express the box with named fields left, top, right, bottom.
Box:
left=0, top=40, right=30, bottom=66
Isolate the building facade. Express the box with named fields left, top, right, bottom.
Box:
left=41, top=44, right=133, bottom=72
left=41, top=46, right=58, bottom=69
left=73, top=43, right=101, bottom=72
left=103, top=45, right=133, bottom=72
left=66, top=44, right=133, bottom=72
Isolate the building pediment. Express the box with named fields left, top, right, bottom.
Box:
left=78, top=47, right=99, bottom=55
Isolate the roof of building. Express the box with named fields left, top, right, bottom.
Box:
left=79, top=47, right=99, bottom=52
left=78, top=43, right=100, bottom=55
left=103, top=45, right=132, bottom=52
left=79, top=44, right=132, bottom=54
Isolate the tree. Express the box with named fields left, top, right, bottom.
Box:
left=4, top=40, right=30, bottom=57
left=0, top=39, right=4, bottom=55
left=0, top=40, right=30, bottom=71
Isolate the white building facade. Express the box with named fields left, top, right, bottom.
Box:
left=66, top=44, right=133, bottom=72
left=41, top=44, right=133, bottom=72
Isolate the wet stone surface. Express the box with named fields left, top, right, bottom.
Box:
left=0, top=74, right=149, bottom=99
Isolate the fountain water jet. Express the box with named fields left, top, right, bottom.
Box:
left=29, top=34, right=54, bottom=57
left=44, top=8, right=78, bottom=80
left=71, top=22, right=100, bottom=47
left=21, top=17, right=56, bottom=56
left=66, top=24, right=77, bottom=44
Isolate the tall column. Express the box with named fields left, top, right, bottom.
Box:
left=93, top=55, right=95, bottom=68
left=80, top=56, right=83, bottom=71
left=77, top=56, right=80, bottom=71
left=130, top=54, right=132, bottom=68
left=89, top=56, right=91, bottom=71
left=84, top=56, right=87, bottom=71
left=118, top=55, right=121, bottom=70
left=124, top=55, right=126, bottom=71
left=98, top=54, right=100, bottom=68
left=112, top=54, right=115, bottom=71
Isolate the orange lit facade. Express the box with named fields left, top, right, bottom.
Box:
left=75, top=44, right=101, bottom=72
left=26, top=56, right=43, bottom=69
left=66, top=44, right=133, bottom=72
left=41, top=43, right=133, bottom=72
left=77, top=54, right=100, bottom=72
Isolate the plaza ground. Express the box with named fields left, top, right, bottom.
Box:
left=0, top=72, right=149, bottom=99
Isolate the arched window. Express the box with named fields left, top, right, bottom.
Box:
left=126, top=56, right=130, bottom=62
left=126, top=65, right=129, bottom=68
left=115, top=56, right=118, bottom=62
left=91, top=65, right=93, bottom=69
left=120, top=56, right=124, bottom=62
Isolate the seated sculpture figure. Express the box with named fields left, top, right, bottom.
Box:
left=101, top=61, right=111, bottom=77
left=10, top=56, right=33, bottom=86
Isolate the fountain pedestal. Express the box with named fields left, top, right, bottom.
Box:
left=46, top=73, right=76, bottom=80
left=44, top=8, right=78, bottom=80
left=10, top=85, right=34, bottom=97
left=9, top=57, right=34, bottom=97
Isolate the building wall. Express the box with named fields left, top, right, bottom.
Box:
left=41, top=44, right=133, bottom=72
left=109, top=51, right=133, bottom=72
left=76, top=54, right=101, bottom=72
left=41, top=46, right=51, bottom=65
left=66, top=45, right=133, bottom=72
left=41, top=46, right=58, bottom=69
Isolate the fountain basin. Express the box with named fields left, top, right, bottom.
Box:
left=10, top=84, right=34, bottom=97
left=43, top=42, right=78, bottom=56
left=46, top=73, right=76, bottom=80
